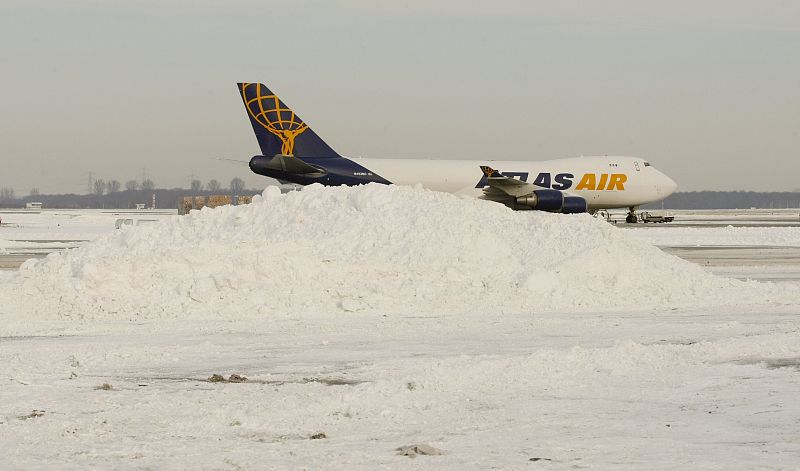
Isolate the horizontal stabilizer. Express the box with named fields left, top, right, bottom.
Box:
left=264, top=154, right=325, bottom=175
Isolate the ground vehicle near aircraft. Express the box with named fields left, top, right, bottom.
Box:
left=639, top=211, right=675, bottom=223
left=237, top=82, right=677, bottom=219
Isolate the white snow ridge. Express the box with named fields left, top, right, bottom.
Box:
left=0, top=184, right=785, bottom=330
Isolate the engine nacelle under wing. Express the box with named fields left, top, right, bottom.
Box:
left=515, top=189, right=564, bottom=212
left=515, top=190, right=588, bottom=214
left=561, top=196, right=588, bottom=214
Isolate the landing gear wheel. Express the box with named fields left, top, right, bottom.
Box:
left=625, top=207, right=638, bottom=224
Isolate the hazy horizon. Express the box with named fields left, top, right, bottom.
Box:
left=2, top=0, right=799, bottom=194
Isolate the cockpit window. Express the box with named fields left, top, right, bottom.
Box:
left=643, top=162, right=651, bottom=167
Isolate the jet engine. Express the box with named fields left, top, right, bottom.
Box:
left=561, top=196, right=588, bottom=214
left=515, top=190, right=587, bottom=214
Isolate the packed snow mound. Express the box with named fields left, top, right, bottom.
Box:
left=0, top=184, right=785, bottom=326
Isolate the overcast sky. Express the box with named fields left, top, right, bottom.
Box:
left=1, top=0, right=798, bottom=194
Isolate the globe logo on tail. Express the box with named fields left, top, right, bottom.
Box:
left=240, top=83, right=308, bottom=156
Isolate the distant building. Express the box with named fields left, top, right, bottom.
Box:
left=25, top=202, right=43, bottom=210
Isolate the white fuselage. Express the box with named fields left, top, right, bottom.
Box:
left=352, top=155, right=677, bottom=210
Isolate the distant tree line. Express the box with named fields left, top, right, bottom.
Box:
left=0, top=187, right=15, bottom=202
left=643, top=191, right=800, bottom=210
left=85, top=177, right=245, bottom=196
left=0, top=177, right=256, bottom=209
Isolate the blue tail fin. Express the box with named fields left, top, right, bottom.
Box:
left=237, top=82, right=340, bottom=158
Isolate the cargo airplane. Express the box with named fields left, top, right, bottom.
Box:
left=238, top=82, right=677, bottom=222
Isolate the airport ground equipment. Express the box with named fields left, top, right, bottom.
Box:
left=178, top=195, right=253, bottom=215
left=639, top=211, right=674, bottom=223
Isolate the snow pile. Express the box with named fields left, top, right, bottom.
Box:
left=0, top=184, right=784, bottom=326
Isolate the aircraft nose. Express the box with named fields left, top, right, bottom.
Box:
left=661, top=173, right=678, bottom=196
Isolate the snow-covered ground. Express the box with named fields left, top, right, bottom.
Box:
left=625, top=225, right=800, bottom=247
left=1, top=185, right=799, bottom=469
left=623, top=218, right=800, bottom=283
left=0, top=209, right=174, bottom=255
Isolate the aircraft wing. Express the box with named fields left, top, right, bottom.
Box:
left=479, top=166, right=537, bottom=197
